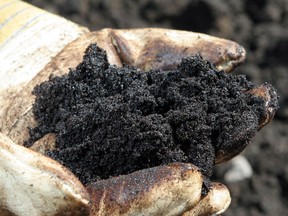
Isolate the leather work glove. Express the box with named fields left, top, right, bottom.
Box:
left=0, top=1, right=276, bottom=216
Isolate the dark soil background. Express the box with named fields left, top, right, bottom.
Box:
left=25, top=0, right=288, bottom=215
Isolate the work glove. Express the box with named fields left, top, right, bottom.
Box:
left=0, top=1, right=276, bottom=216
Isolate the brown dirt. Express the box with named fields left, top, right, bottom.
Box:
left=24, top=0, right=288, bottom=215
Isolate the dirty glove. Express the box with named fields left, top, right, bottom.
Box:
left=0, top=133, right=231, bottom=216
left=0, top=1, right=277, bottom=216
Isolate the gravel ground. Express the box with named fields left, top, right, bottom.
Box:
left=24, top=0, right=288, bottom=215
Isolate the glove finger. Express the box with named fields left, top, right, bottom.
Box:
left=86, top=163, right=203, bottom=216
left=0, top=133, right=90, bottom=216
left=107, top=28, right=245, bottom=72
left=182, top=182, right=231, bottom=216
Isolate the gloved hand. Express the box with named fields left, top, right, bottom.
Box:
left=0, top=132, right=231, bottom=216
left=0, top=1, right=276, bottom=216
